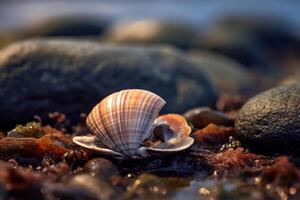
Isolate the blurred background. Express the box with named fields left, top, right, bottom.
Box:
left=1, top=0, right=300, bottom=127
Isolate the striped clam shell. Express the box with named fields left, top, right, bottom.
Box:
left=86, top=89, right=166, bottom=158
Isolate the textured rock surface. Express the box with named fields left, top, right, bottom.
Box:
left=235, top=84, right=300, bottom=155
left=0, top=39, right=217, bottom=129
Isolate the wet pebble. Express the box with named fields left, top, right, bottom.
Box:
left=191, top=124, right=235, bottom=152
left=84, top=158, right=118, bottom=181
left=184, top=107, right=234, bottom=130
left=67, top=173, right=116, bottom=200
left=42, top=183, right=98, bottom=200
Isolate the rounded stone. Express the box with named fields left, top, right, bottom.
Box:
left=18, top=15, right=111, bottom=38
left=0, top=39, right=217, bottom=129
left=67, top=174, right=114, bottom=200
left=184, top=107, right=234, bottom=130
left=84, top=158, right=118, bottom=181
left=103, top=20, right=198, bottom=50
left=235, top=84, right=300, bottom=155
left=189, top=50, right=258, bottom=95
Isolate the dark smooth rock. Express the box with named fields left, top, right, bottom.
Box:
left=189, top=50, right=260, bottom=95
left=67, top=174, right=115, bottom=200
left=104, top=20, right=198, bottom=50
left=184, top=107, right=234, bottom=130
left=43, top=183, right=98, bottom=200
left=0, top=39, right=217, bottom=129
left=235, top=84, right=300, bottom=155
left=18, top=15, right=111, bottom=38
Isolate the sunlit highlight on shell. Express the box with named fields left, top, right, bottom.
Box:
left=154, top=114, right=192, bottom=144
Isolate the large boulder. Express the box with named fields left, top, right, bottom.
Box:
left=0, top=39, right=217, bottom=129
left=235, top=84, right=300, bottom=155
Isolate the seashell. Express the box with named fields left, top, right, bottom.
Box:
left=73, top=89, right=194, bottom=159
left=142, top=114, right=194, bottom=155
left=74, top=89, right=165, bottom=159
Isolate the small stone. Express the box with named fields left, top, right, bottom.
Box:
left=235, top=84, right=300, bottom=155
left=191, top=124, right=235, bottom=152
left=44, top=183, right=98, bottom=200
left=184, top=107, right=234, bottom=130
left=84, top=158, right=118, bottom=181
left=0, top=163, right=44, bottom=199
left=67, top=174, right=116, bottom=200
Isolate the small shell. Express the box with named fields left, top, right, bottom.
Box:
left=142, top=114, right=194, bottom=155
left=75, top=89, right=165, bottom=159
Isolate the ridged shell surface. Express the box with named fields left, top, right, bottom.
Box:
left=86, top=89, right=166, bottom=158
